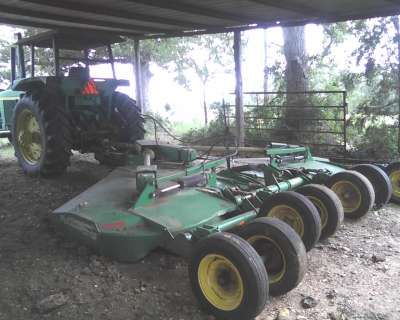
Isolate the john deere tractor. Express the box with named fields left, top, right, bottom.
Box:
left=0, top=30, right=144, bottom=176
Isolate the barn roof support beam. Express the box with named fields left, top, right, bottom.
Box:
left=20, top=0, right=206, bottom=28
left=124, top=0, right=253, bottom=22
left=0, top=5, right=164, bottom=34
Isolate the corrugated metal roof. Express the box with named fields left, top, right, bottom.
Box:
left=0, top=0, right=399, bottom=38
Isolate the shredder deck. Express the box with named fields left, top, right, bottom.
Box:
left=53, top=164, right=237, bottom=261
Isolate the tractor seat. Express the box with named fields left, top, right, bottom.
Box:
left=68, top=67, right=90, bottom=80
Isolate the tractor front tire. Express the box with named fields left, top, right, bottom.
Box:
left=12, top=91, right=72, bottom=176
left=189, top=232, right=268, bottom=320
left=238, top=217, right=307, bottom=296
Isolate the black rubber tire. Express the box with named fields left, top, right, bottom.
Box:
left=296, top=184, right=344, bottom=240
left=352, top=164, right=391, bottom=208
left=259, top=191, right=322, bottom=252
left=95, top=92, right=144, bottom=166
left=385, top=162, right=400, bottom=204
left=111, top=92, right=145, bottom=142
left=11, top=91, right=72, bottom=176
left=238, top=217, right=307, bottom=296
left=188, top=232, right=268, bottom=320
left=326, top=170, right=375, bottom=219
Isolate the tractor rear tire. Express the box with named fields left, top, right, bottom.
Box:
left=238, top=217, right=307, bottom=296
left=189, top=232, right=268, bottom=320
left=111, top=92, right=145, bottom=142
left=259, top=191, right=322, bottom=252
left=352, top=164, right=391, bottom=208
left=95, top=92, right=144, bottom=166
left=386, top=162, right=400, bottom=204
left=296, top=184, right=344, bottom=240
left=326, top=171, right=375, bottom=219
left=12, top=91, right=72, bottom=176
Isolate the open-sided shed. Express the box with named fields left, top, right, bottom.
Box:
left=2, top=0, right=400, bottom=144
left=0, top=0, right=400, bottom=38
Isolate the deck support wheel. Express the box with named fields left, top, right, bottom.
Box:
left=296, top=184, right=344, bottom=240
left=189, top=232, right=268, bottom=320
left=259, top=191, right=322, bottom=252
left=352, top=164, right=391, bottom=208
left=238, top=217, right=307, bottom=296
left=386, top=162, right=400, bottom=204
left=326, top=170, right=375, bottom=219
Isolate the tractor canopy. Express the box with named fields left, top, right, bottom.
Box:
left=14, top=30, right=125, bottom=51
left=10, top=29, right=129, bottom=91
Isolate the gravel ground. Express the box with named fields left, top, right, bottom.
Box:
left=0, top=142, right=399, bottom=320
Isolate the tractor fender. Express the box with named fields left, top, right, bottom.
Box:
left=12, top=77, right=46, bottom=92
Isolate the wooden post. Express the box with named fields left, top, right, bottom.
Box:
left=16, top=33, right=25, bottom=78
left=52, top=36, right=60, bottom=77
left=263, top=29, right=269, bottom=105
left=107, top=44, right=116, bottom=79
left=234, top=30, right=245, bottom=147
left=84, top=49, right=90, bottom=71
left=134, top=39, right=144, bottom=113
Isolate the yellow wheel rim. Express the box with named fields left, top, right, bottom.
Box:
left=389, top=171, right=400, bottom=198
left=267, top=205, right=305, bottom=237
left=16, top=109, right=43, bottom=164
left=198, top=254, right=244, bottom=311
left=308, top=196, right=328, bottom=229
left=247, top=235, right=286, bottom=284
left=331, top=181, right=362, bottom=214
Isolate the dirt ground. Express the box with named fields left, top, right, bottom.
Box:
left=1, top=141, right=400, bottom=320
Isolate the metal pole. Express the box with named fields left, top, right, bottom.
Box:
left=52, top=36, right=60, bottom=77
left=107, top=44, right=116, bottom=79
left=134, top=39, right=144, bottom=113
left=30, top=44, right=35, bottom=77
left=234, top=30, right=245, bottom=147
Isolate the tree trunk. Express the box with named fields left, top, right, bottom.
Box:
left=140, top=58, right=152, bottom=113
left=234, top=31, right=245, bottom=147
left=282, top=26, right=309, bottom=142
left=202, top=85, right=208, bottom=126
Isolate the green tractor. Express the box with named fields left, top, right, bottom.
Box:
left=0, top=30, right=144, bottom=175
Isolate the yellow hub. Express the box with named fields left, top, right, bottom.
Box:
left=16, top=109, right=43, bottom=164
left=308, top=196, right=328, bottom=229
left=331, top=181, right=362, bottom=214
left=267, top=205, right=305, bottom=237
left=247, top=235, right=286, bottom=284
left=389, top=171, right=400, bottom=198
left=198, top=254, right=244, bottom=311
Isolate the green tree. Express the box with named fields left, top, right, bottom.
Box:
left=170, top=34, right=233, bottom=126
